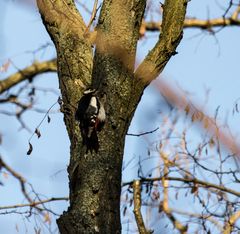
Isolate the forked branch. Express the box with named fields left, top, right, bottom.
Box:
left=135, top=0, right=187, bottom=85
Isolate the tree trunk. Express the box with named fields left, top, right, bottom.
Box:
left=36, top=0, right=187, bottom=233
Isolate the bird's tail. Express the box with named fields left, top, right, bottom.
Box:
left=86, top=130, right=99, bottom=154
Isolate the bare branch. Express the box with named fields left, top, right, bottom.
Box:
left=0, top=155, right=68, bottom=225
left=135, top=0, right=187, bottom=84
left=126, top=127, right=159, bottom=137
left=123, top=176, right=240, bottom=197
left=133, top=180, right=151, bottom=234
left=144, top=16, right=240, bottom=32
left=28, top=99, right=59, bottom=145
left=160, top=152, right=188, bottom=234
left=84, top=0, right=98, bottom=35
left=0, top=59, right=57, bottom=94
left=0, top=197, right=69, bottom=210
left=170, top=208, right=224, bottom=232
left=76, top=0, right=92, bottom=14
left=143, top=6, right=240, bottom=32
left=154, top=79, right=240, bottom=156
left=224, top=210, right=240, bottom=234
left=0, top=156, right=32, bottom=203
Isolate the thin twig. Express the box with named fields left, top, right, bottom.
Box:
left=122, top=176, right=240, bottom=197
left=160, top=152, right=188, bottom=234
left=0, top=59, right=57, bottom=94
left=84, top=0, right=98, bottom=35
left=0, top=197, right=69, bottom=210
left=28, top=99, right=59, bottom=143
left=0, top=156, right=32, bottom=203
left=126, top=127, right=159, bottom=137
left=169, top=208, right=223, bottom=232
left=144, top=8, right=240, bottom=33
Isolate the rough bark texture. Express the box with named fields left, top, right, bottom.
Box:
left=37, top=0, right=187, bottom=233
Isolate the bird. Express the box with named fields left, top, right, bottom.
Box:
left=75, top=89, right=106, bottom=153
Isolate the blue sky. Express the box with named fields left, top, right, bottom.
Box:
left=0, top=0, right=240, bottom=233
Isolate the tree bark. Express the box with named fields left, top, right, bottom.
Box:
left=36, top=0, right=187, bottom=233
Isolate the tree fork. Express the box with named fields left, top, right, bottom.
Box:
left=37, top=0, right=187, bottom=233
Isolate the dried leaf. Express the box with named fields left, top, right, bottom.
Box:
left=191, top=185, right=198, bottom=195
left=146, top=183, right=149, bottom=193
left=35, top=128, right=41, bottom=138
left=0, top=59, right=11, bottom=72
left=209, top=138, right=215, bottom=148
left=28, top=87, right=35, bottom=96
left=191, top=112, right=196, bottom=122
left=217, top=144, right=220, bottom=154
left=184, top=105, right=190, bottom=115
left=123, top=206, right=127, bottom=216
left=152, top=191, right=160, bottom=200
left=203, top=118, right=209, bottom=129
left=214, top=105, right=220, bottom=119
left=3, top=172, right=8, bottom=179
left=198, top=111, right=204, bottom=121
left=158, top=202, right=163, bottom=213
left=47, top=115, right=51, bottom=123
left=44, top=212, right=51, bottom=224
left=129, top=198, right=133, bottom=207
left=27, top=143, right=33, bottom=155
left=197, top=144, right=202, bottom=156
left=192, top=111, right=204, bottom=122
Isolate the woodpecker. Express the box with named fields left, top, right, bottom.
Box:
left=75, top=89, right=106, bottom=153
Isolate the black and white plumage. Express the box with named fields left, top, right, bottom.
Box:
left=75, top=89, right=106, bottom=153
